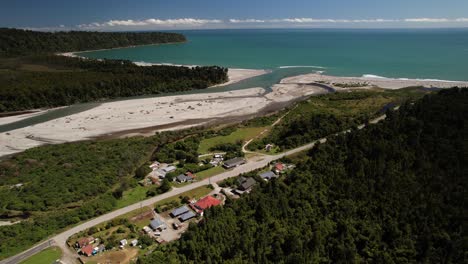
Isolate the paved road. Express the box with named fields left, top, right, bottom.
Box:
left=0, top=240, right=55, bottom=264
left=1, top=114, right=386, bottom=264
left=0, top=139, right=321, bottom=264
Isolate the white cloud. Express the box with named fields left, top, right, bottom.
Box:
left=404, top=18, right=450, bottom=23
left=71, top=17, right=468, bottom=30
left=229, top=19, right=265, bottom=23
left=78, top=18, right=223, bottom=29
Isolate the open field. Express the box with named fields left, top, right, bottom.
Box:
left=195, top=166, right=226, bottom=181
left=198, top=127, right=267, bottom=154
left=20, top=247, right=61, bottom=264
left=154, top=185, right=213, bottom=208
left=116, top=185, right=152, bottom=208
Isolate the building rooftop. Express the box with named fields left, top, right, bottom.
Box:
left=260, top=171, right=277, bottom=180
left=239, top=177, right=256, bottom=191
left=194, top=196, right=221, bottom=211
left=179, top=210, right=196, bottom=222
left=171, top=205, right=190, bottom=217
left=150, top=218, right=165, bottom=230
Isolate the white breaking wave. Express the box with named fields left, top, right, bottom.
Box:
left=279, top=65, right=327, bottom=69
left=362, top=74, right=462, bottom=83
left=362, top=74, right=387, bottom=79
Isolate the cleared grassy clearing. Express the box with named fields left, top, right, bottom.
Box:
left=198, top=127, right=267, bottom=154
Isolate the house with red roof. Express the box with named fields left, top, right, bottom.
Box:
left=190, top=196, right=221, bottom=215
left=75, top=236, right=95, bottom=249
left=273, top=163, right=285, bottom=174
left=81, top=244, right=94, bottom=257
left=185, top=172, right=196, bottom=180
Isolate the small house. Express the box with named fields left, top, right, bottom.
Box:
left=150, top=218, right=167, bottom=231
left=131, top=239, right=138, bottom=247
left=274, top=163, right=285, bottom=174
left=238, top=178, right=256, bottom=192
left=191, top=196, right=221, bottom=213
left=76, top=236, right=95, bottom=249
left=170, top=205, right=190, bottom=218
left=185, top=172, right=196, bottom=180
left=259, top=171, right=277, bottom=181
left=175, top=174, right=192, bottom=183
left=223, top=157, right=246, bottom=169
left=81, top=244, right=94, bottom=257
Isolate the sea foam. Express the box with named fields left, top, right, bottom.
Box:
left=279, top=65, right=327, bottom=69
left=362, top=74, right=461, bottom=83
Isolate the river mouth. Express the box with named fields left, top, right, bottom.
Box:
left=0, top=67, right=323, bottom=133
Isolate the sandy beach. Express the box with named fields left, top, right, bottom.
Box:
left=0, top=84, right=327, bottom=157
left=280, top=73, right=468, bottom=90
left=2, top=69, right=466, bottom=158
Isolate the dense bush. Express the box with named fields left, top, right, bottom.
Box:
left=0, top=28, right=186, bottom=56
left=139, top=88, right=468, bottom=263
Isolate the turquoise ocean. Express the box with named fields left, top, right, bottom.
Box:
left=2, top=28, right=467, bottom=132
left=80, top=28, right=468, bottom=82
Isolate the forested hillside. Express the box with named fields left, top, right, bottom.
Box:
left=248, top=88, right=428, bottom=152
left=0, top=28, right=186, bottom=56
left=0, top=29, right=228, bottom=112
left=0, top=55, right=228, bottom=112
left=139, top=88, right=467, bottom=263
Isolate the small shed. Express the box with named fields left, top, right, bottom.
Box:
left=131, top=239, right=138, bottom=247
left=120, top=239, right=128, bottom=247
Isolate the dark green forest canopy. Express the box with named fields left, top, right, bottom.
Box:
left=0, top=128, right=205, bottom=259
left=139, top=88, right=468, bottom=264
left=0, top=29, right=228, bottom=112
left=0, top=55, right=228, bottom=112
left=0, top=28, right=186, bottom=57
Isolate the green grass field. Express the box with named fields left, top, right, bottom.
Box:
left=20, top=247, right=62, bottom=264
left=195, top=166, right=226, bottom=181
left=198, top=127, right=267, bottom=154
left=116, top=185, right=151, bottom=208
left=153, top=185, right=213, bottom=208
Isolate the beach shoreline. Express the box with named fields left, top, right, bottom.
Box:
left=58, top=51, right=269, bottom=88
left=280, top=73, right=468, bottom=89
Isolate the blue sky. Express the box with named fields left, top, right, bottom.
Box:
left=2, top=0, right=468, bottom=30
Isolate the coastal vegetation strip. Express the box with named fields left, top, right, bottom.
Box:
left=0, top=55, right=228, bottom=112
left=0, top=28, right=186, bottom=57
